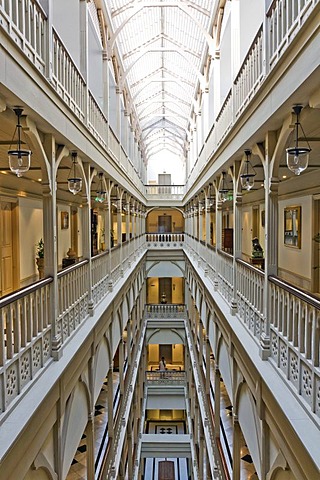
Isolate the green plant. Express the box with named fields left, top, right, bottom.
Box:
left=36, top=238, right=44, bottom=258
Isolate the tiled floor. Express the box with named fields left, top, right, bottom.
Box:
left=66, top=373, right=119, bottom=480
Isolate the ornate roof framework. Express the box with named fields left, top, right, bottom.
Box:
left=106, top=0, right=215, bottom=166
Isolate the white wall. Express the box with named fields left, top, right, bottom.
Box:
left=239, top=0, right=264, bottom=67
left=57, top=204, right=71, bottom=265
left=19, top=197, right=43, bottom=281
left=88, top=13, right=103, bottom=108
left=242, top=207, right=252, bottom=258
left=147, top=152, right=186, bottom=185
left=219, top=4, right=232, bottom=104
left=278, top=195, right=312, bottom=281
left=52, top=0, right=81, bottom=69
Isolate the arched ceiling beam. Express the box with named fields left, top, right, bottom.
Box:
left=111, top=0, right=210, bottom=18
left=107, top=1, right=215, bottom=58
left=130, top=68, right=194, bottom=89
left=119, top=49, right=207, bottom=90
left=124, top=33, right=201, bottom=60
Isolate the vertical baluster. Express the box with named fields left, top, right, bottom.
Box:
left=13, top=301, right=21, bottom=354
left=21, top=295, right=27, bottom=347
left=312, top=309, right=320, bottom=367
left=298, top=300, right=305, bottom=353
left=6, top=306, right=12, bottom=360
left=0, top=309, right=6, bottom=366
left=305, top=305, right=312, bottom=359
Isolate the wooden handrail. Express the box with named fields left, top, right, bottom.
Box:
left=0, top=277, right=53, bottom=308
left=269, top=275, right=320, bottom=309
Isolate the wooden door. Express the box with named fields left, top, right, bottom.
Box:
left=158, top=215, right=171, bottom=233
left=159, top=277, right=172, bottom=303
left=158, top=460, right=175, bottom=480
left=1, top=202, right=14, bottom=296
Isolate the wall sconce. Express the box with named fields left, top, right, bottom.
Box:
left=94, top=172, right=106, bottom=203
left=240, top=149, right=256, bottom=190
left=286, top=105, right=311, bottom=175
left=218, top=172, right=229, bottom=203
left=8, top=108, right=32, bottom=177
left=68, top=151, right=82, bottom=195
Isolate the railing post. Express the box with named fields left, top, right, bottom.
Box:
left=257, top=131, right=280, bottom=359
left=82, top=161, right=94, bottom=315
left=231, top=162, right=242, bottom=315
left=43, top=135, right=66, bottom=360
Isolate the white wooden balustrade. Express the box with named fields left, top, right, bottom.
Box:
left=217, top=250, right=234, bottom=303
left=236, top=259, right=264, bottom=340
left=145, top=232, right=184, bottom=248
left=0, top=0, right=47, bottom=73
left=234, top=26, right=264, bottom=118
left=52, top=28, right=86, bottom=122
left=0, top=278, right=53, bottom=414
left=267, top=0, right=317, bottom=69
left=269, top=276, right=320, bottom=417
left=92, top=251, right=109, bottom=304
left=88, top=92, right=108, bottom=150
left=57, top=260, right=89, bottom=343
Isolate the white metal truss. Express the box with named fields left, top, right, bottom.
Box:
left=106, top=0, right=215, bottom=165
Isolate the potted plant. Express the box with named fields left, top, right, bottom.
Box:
left=36, top=238, right=45, bottom=278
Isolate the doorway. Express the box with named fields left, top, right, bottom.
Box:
left=159, top=278, right=172, bottom=303
left=158, top=215, right=171, bottom=233
left=0, top=201, right=19, bottom=296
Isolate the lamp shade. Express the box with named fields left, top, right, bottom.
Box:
left=68, top=152, right=82, bottom=195
left=286, top=105, right=311, bottom=175
left=240, top=150, right=256, bottom=190
left=219, top=172, right=229, bottom=202
left=95, top=173, right=106, bottom=203
left=8, top=149, right=31, bottom=177
left=8, top=108, right=32, bottom=177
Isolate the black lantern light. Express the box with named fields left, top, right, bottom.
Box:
left=95, top=172, right=106, bottom=203
left=286, top=105, right=311, bottom=175
left=67, top=151, right=82, bottom=195
left=218, top=172, right=229, bottom=203
left=8, top=108, right=32, bottom=177
left=240, top=149, right=256, bottom=190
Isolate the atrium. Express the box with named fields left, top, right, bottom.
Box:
left=0, top=0, right=320, bottom=479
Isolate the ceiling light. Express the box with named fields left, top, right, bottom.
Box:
left=8, top=108, right=31, bottom=177
left=94, top=172, right=106, bottom=203
left=67, top=151, right=82, bottom=195
left=240, top=149, right=256, bottom=190
left=286, top=105, right=311, bottom=175
left=219, top=172, right=229, bottom=203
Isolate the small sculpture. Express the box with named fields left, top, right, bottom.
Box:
left=252, top=237, right=263, bottom=258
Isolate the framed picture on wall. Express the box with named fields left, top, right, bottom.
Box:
left=284, top=206, right=301, bottom=248
left=61, top=211, right=69, bottom=229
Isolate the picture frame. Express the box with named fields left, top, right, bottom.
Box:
left=61, top=211, right=69, bottom=229
left=284, top=206, right=301, bottom=248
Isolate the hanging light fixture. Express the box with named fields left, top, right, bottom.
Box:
left=219, top=172, right=229, bottom=202
left=94, top=172, right=106, bottom=203
left=208, top=183, right=215, bottom=208
left=286, top=105, right=311, bottom=175
left=8, top=108, right=32, bottom=177
left=240, top=149, right=256, bottom=190
left=67, top=151, right=82, bottom=195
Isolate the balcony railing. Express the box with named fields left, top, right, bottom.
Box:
left=0, top=0, right=143, bottom=189
left=0, top=237, right=146, bottom=417
left=186, top=0, right=318, bottom=190
left=146, top=370, right=186, bottom=385
left=184, top=234, right=320, bottom=422
left=144, top=184, right=185, bottom=201
left=146, top=232, right=184, bottom=248
left=146, top=304, right=186, bottom=318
